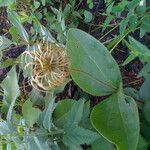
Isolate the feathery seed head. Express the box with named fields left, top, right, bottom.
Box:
left=23, top=41, right=70, bottom=91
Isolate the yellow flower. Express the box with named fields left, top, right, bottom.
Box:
left=23, top=41, right=70, bottom=91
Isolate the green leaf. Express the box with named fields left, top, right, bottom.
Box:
left=26, top=135, right=50, bottom=150
left=11, top=136, right=24, bottom=150
left=29, top=88, right=45, bottom=106
left=9, top=27, right=20, bottom=44
left=123, top=53, right=137, bottom=65
left=91, top=92, right=139, bottom=150
left=0, top=0, right=15, bottom=7
left=1, top=67, right=20, bottom=112
left=137, top=135, right=148, bottom=150
left=63, top=124, right=99, bottom=146
left=53, top=99, right=75, bottom=126
left=143, top=101, right=150, bottom=123
left=0, top=59, right=20, bottom=69
left=84, top=10, right=93, bottom=23
left=128, top=14, right=138, bottom=31
left=112, top=1, right=127, bottom=13
left=32, top=16, right=55, bottom=42
left=0, top=36, right=12, bottom=51
left=136, top=0, right=146, bottom=14
left=41, top=0, right=45, bottom=6
left=65, top=99, right=85, bottom=125
left=79, top=100, right=91, bottom=128
left=33, top=1, right=40, bottom=10
left=22, top=100, right=41, bottom=127
left=7, top=70, right=20, bottom=121
left=102, top=15, right=113, bottom=32
left=139, top=78, right=150, bottom=101
left=106, top=2, right=114, bottom=14
left=72, top=11, right=82, bottom=19
left=54, top=99, right=75, bottom=119
left=7, top=143, right=11, bottom=150
left=43, top=97, right=55, bottom=131
left=18, top=12, right=29, bottom=23
left=139, top=28, right=146, bottom=38
left=54, top=99, right=91, bottom=129
left=124, top=87, right=139, bottom=100
left=25, top=128, right=49, bottom=150
left=89, top=3, right=94, bottom=9
left=63, top=4, right=72, bottom=18
left=140, top=115, right=150, bottom=143
left=91, top=137, right=115, bottom=150
left=119, top=19, right=128, bottom=35
left=0, top=121, right=10, bottom=135
left=67, top=28, right=122, bottom=96
left=107, top=28, right=131, bottom=52
left=138, top=63, right=150, bottom=78
left=33, top=136, right=45, bottom=150
left=141, top=15, right=150, bottom=32
left=0, top=121, right=15, bottom=135
left=127, top=0, right=141, bottom=10
left=8, top=11, right=29, bottom=42
left=127, top=36, right=150, bottom=62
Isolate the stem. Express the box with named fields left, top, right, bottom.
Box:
left=48, top=129, right=64, bottom=136
left=99, top=24, right=119, bottom=41
left=109, top=28, right=132, bottom=53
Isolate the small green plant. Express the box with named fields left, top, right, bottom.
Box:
left=103, top=0, right=149, bottom=36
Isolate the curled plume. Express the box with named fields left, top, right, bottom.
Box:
left=23, top=41, right=70, bottom=91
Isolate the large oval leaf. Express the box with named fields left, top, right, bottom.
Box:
left=67, top=29, right=122, bottom=96
left=91, top=92, right=139, bottom=150
left=8, top=11, right=29, bottom=43
left=22, top=100, right=41, bottom=127
left=53, top=99, right=75, bottom=127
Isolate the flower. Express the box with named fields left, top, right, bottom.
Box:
left=23, top=41, right=70, bottom=91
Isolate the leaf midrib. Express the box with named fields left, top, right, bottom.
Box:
left=71, top=68, right=117, bottom=91
left=71, top=37, right=118, bottom=90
